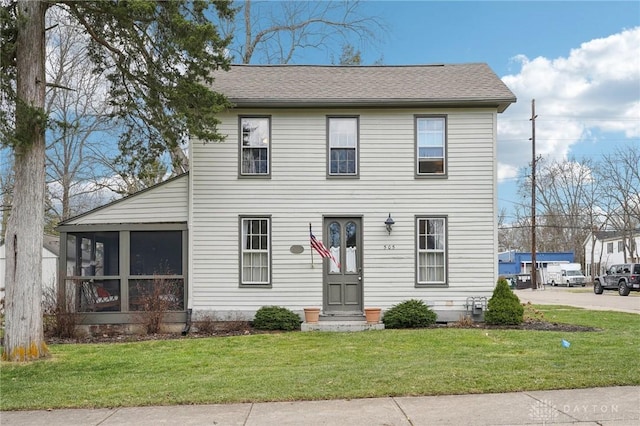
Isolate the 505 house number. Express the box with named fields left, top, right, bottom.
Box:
left=383, top=244, right=396, bottom=250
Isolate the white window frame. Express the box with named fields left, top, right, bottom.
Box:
left=415, top=115, right=447, bottom=176
left=240, top=217, right=271, bottom=286
left=416, top=217, right=447, bottom=286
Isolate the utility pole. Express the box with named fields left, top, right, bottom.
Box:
left=530, top=99, right=537, bottom=290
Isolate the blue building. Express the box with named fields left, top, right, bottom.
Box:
left=498, top=251, right=575, bottom=276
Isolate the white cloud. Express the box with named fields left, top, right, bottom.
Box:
left=497, top=27, right=640, bottom=182
left=497, top=162, right=519, bottom=182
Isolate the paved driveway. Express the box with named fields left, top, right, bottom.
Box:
left=515, top=285, right=640, bottom=314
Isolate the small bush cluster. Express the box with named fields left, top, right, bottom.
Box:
left=452, top=314, right=475, bottom=328
left=484, top=278, right=524, bottom=325
left=252, top=306, right=301, bottom=331
left=382, top=299, right=437, bottom=329
left=134, top=277, right=183, bottom=334
left=196, top=313, right=251, bottom=334
left=42, top=286, right=83, bottom=339
left=522, top=301, right=545, bottom=323
left=195, top=315, right=217, bottom=334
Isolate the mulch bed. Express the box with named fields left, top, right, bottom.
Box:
left=46, top=320, right=599, bottom=345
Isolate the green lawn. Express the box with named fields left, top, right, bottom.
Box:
left=1, top=305, right=639, bottom=411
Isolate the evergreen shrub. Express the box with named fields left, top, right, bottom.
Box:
left=484, top=278, right=524, bottom=325
left=382, top=299, right=437, bottom=329
left=252, top=306, right=301, bottom=331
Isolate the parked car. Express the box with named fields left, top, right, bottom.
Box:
left=594, top=263, right=640, bottom=296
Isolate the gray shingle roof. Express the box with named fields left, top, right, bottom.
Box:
left=594, top=229, right=640, bottom=241
left=212, top=64, right=516, bottom=112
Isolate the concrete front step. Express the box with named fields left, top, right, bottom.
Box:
left=301, top=321, right=385, bottom=332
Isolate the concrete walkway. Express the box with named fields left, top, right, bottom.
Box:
left=1, top=386, right=638, bottom=425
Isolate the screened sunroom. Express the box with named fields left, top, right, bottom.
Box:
left=56, top=223, right=188, bottom=324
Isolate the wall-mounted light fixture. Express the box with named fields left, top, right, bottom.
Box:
left=385, top=213, right=395, bottom=235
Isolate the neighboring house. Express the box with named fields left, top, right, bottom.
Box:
left=56, top=64, right=516, bottom=326
left=583, top=229, right=640, bottom=277
left=0, top=235, right=60, bottom=303
left=498, top=251, right=575, bottom=276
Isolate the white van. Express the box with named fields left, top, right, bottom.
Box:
left=546, top=263, right=586, bottom=287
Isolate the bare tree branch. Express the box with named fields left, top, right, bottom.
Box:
left=224, top=0, right=385, bottom=64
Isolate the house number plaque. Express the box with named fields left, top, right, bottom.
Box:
left=290, top=245, right=305, bottom=254
left=383, top=244, right=396, bottom=250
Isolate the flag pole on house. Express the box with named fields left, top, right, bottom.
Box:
left=309, top=223, right=314, bottom=268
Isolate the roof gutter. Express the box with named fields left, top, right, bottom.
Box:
left=229, top=97, right=517, bottom=113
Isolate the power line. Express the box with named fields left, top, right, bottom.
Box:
left=499, top=224, right=598, bottom=231
left=499, top=117, right=640, bottom=122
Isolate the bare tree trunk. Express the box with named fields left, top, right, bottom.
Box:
left=170, top=145, right=189, bottom=174
left=2, top=0, right=49, bottom=362
left=243, top=0, right=253, bottom=64
left=589, top=232, right=597, bottom=282
left=0, top=163, right=13, bottom=243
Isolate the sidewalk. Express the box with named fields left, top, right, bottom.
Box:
left=2, top=386, right=638, bottom=425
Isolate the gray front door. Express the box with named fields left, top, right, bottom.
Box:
left=323, top=217, right=363, bottom=314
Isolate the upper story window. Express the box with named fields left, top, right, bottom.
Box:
left=607, top=242, right=614, bottom=254
left=416, top=217, right=447, bottom=286
left=328, top=116, right=358, bottom=177
left=240, top=117, right=270, bottom=177
left=618, top=241, right=624, bottom=252
left=416, top=116, right=446, bottom=176
left=240, top=217, right=271, bottom=286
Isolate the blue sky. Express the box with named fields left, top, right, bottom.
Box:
left=3, top=1, right=638, bottom=222
left=296, top=1, right=640, bottom=221
left=357, top=1, right=639, bottom=75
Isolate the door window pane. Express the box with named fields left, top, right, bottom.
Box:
left=328, top=222, right=341, bottom=273
left=345, top=221, right=358, bottom=273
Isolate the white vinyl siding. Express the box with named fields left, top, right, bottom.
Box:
left=65, top=175, right=188, bottom=225
left=0, top=246, right=57, bottom=301
left=190, top=108, right=498, bottom=316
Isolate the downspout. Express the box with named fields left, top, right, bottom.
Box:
left=182, top=308, right=192, bottom=336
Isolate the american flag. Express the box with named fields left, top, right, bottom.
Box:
left=310, top=229, right=340, bottom=269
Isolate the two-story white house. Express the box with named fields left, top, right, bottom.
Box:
left=584, top=229, right=640, bottom=278
left=56, top=64, right=516, bottom=328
